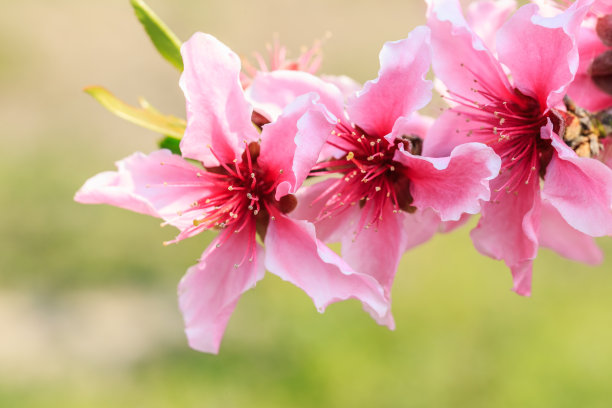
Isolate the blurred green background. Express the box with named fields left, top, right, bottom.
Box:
left=1, top=0, right=611, bottom=407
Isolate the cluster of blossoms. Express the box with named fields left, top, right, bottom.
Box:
left=76, top=0, right=612, bottom=353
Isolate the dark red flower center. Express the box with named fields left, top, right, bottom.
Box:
left=172, top=142, right=295, bottom=264
left=449, top=85, right=554, bottom=196
left=310, top=120, right=419, bottom=231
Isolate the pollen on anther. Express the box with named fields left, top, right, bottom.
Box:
left=196, top=172, right=202, bottom=177
left=228, top=186, right=234, bottom=191
left=279, top=169, right=284, bottom=174
left=375, top=186, right=382, bottom=192
left=346, top=152, right=355, bottom=161
left=390, top=166, right=395, bottom=171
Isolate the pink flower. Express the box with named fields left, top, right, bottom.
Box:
left=75, top=33, right=389, bottom=353
left=246, top=26, right=501, bottom=322
left=240, top=35, right=324, bottom=89
left=426, top=0, right=612, bottom=295
left=529, top=0, right=612, bottom=111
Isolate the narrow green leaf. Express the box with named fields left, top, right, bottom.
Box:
left=84, top=86, right=186, bottom=138
left=158, top=135, right=182, bottom=155
left=130, top=0, right=184, bottom=71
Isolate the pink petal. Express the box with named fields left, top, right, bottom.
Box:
left=470, top=174, right=542, bottom=296
left=346, top=26, right=433, bottom=137
left=179, top=33, right=259, bottom=166
left=258, top=94, right=337, bottom=200
left=466, top=0, right=517, bottom=53
left=423, top=108, right=489, bottom=158
left=320, top=74, right=362, bottom=99
left=427, top=0, right=515, bottom=105
left=247, top=70, right=345, bottom=121
left=567, top=22, right=612, bottom=111
left=291, top=178, right=361, bottom=243
left=264, top=213, right=390, bottom=326
left=540, top=199, right=603, bottom=264
left=496, top=1, right=592, bottom=109
left=341, top=205, right=439, bottom=295
left=389, top=112, right=434, bottom=142
left=393, top=143, right=501, bottom=221
left=74, top=150, right=211, bottom=230
left=542, top=131, right=612, bottom=237
left=178, top=230, right=265, bottom=354
left=593, top=0, right=612, bottom=14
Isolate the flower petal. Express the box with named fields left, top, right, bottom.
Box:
left=422, top=108, right=489, bottom=158
left=389, top=112, right=434, bottom=143
left=246, top=70, right=345, bottom=121
left=496, top=1, right=592, bottom=109
left=264, top=213, right=390, bottom=326
left=178, top=230, right=265, bottom=354
left=258, top=94, right=337, bottom=200
left=393, top=142, right=501, bottom=221
left=291, top=178, right=361, bottom=243
left=320, top=74, right=362, bottom=99
left=466, top=0, right=517, bottom=53
left=470, top=174, right=541, bottom=296
left=341, top=205, right=439, bottom=295
left=567, top=22, right=612, bottom=111
left=74, top=150, right=211, bottom=230
left=346, top=26, right=433, bottom=137
left=427, top=0, right=515, bottom=105
left=542, top=132, right=612, bottom=237
left=179, top=32, right=259, bottom=166
left=539, top=199, right=603, bottom=264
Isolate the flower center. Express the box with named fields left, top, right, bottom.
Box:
left=310, top=121, right=419, bottom=231
left=165, top=142, right=296, bottom=265
left=449, top=86, right=553, bottom=195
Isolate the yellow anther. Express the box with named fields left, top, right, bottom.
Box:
left=346, top=152, right=355, bottom=161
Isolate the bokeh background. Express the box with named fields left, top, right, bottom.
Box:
left=1, top=0, right=612, bottom=406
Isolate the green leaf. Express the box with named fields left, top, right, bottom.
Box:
left=130, top=0, right=184, bottom=71
left=84, top=86, right=186, bottom=138
left=158, top=135, right=182, bottom=155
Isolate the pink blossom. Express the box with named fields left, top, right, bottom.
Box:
left=246, top=26, right=501, bottom=319
left=529, top=0, right=612, bottom=111
left=239, top=34, right=362, bottom=100
left=426, top=0, right=612, bottom=295
left=240, top=35, right=324, bottom=89
left=75, top=33, right=389, bottom=353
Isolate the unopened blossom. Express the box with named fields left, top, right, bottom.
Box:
left=75, top=33, right=389, bottom=353
left=426, top=0, right=612, bottom=295
left=246, top=26, right=501, bottom=322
